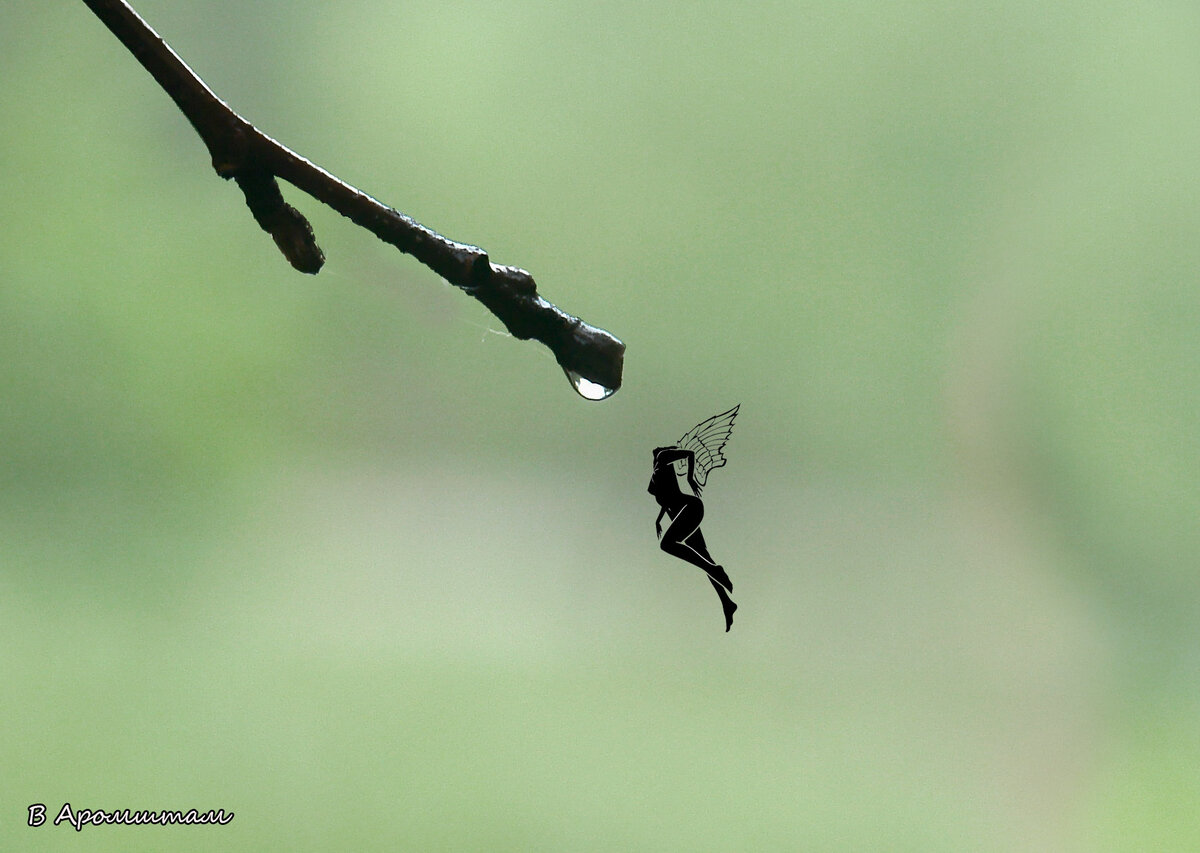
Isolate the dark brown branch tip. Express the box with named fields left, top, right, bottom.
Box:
left=554, top=318, right=626, bottom=392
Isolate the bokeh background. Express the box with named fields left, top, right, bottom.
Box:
left=3, top=1, right=1199, bottom=849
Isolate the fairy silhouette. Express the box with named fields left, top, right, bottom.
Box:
left=649, top=405, right=739, bottom=631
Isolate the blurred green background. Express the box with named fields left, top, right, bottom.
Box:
left=3, top=1, right=1200, bottom=849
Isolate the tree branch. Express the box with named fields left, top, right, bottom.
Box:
left=79, top=0, right=624, bottom=395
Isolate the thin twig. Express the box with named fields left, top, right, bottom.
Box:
left=79, top=0, right=624, bottom=393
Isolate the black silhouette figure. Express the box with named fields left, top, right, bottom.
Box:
left=649, top=405, right=739, bottom=631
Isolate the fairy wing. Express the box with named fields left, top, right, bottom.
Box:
left=674, top=405, right=740, bottom=494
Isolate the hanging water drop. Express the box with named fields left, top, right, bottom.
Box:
left=564, top=368, right=616, bottom=401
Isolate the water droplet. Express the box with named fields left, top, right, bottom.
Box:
left=564, top=368, right=616, bottom=401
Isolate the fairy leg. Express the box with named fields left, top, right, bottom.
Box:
left=684, top=527, right=714, bottom=562
left=709, top=577, right=737, bottom=632
left=661, top=498, right=732, bottom=592
left=684, top=528, right=731, bottom=592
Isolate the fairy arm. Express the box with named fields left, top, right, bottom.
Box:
left=653, top=447, right=692, bottom=467
left=683, top=452, right=699, bottom=493
left=654, top=447, right=699, bottom=494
